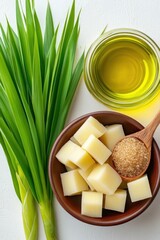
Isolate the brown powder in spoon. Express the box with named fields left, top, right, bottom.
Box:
left=112, top=137, right=149, bottom=178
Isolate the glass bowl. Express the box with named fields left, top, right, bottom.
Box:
left=84, top=29, right=160, bottom=109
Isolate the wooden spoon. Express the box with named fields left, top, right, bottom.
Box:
left=112, top=111, right=160, bottom=181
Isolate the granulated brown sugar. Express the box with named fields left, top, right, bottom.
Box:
left=112, top=137, right=149, bottom=178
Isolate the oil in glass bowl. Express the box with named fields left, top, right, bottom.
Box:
left=84, top=29, right=160, bottom=109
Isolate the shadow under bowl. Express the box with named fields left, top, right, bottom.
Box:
left=49, top=111, right=160, bottom=226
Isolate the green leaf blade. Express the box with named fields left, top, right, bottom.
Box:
left=0, top=117, right=36, bottom=200
left=34, top=10, right=44, bottom=82
left=43, top=27, right=58, bottom=122
left=44, top=3, right=54, bottom=57
left=32, top=32, right=46, bottom=167
left=16, top=0, right=32, bottom=92
left=25, top=0, right=35, bottom=55
left=0, top=134, right=21, bottom=200
left=0, top=51, right=42, bottom=200
left=0, top=84, right=23, bottom=147
left=6, top=23, right=29, bottom=101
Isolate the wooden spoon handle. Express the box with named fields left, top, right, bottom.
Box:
left=136, top=111, right=160, bottom=149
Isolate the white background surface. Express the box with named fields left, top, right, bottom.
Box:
left=0, top=0, right=160, bottom=240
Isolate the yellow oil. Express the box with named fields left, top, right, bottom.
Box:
left=94, top=36, right=157, bottom=98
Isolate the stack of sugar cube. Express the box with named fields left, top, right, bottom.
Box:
left=56, top=116, right=152, bottom=218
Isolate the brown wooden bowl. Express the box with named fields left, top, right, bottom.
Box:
left=48, top=111, right=160, bottom=226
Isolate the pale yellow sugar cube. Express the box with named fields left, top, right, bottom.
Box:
left=70, top=144, right=95, bottom=171
left=73, top=116, right=106, bottom=145
left=100, top=124, right=125, bottom=151
left=82, top=135, right=112, bottom=165
left=60, top=169, right=89, bottom=196
left=104, top=189, right=127, bottom=212
left=87, top=163, right=122, bottom=195
left=81, top=191, right=103, bottom=218
left=78, top=164, right=96, bottom=191
left=56, top=140, right=77, bottom=169
left=127, top=175, right=152, bottom=202
left=56, top=140, right=95, bottom=171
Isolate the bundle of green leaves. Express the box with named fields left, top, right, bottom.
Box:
left=0, top=0, right=84, bottom=239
